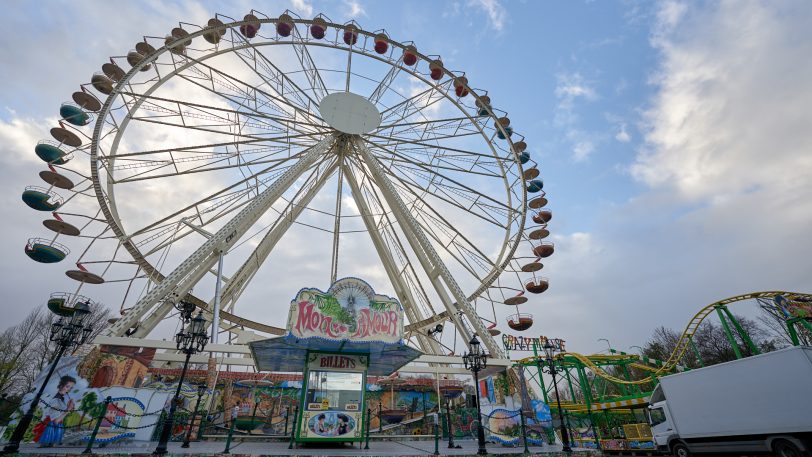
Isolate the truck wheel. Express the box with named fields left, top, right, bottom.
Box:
left=672, top=442, right=691, bottom=457
left=772, top=439, right=804, bottom=457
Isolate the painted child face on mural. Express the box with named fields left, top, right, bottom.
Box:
left=58, top=381, right=75, bottom=395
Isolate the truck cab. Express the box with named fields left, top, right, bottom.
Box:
left=648, top=385, right=681, bottom=455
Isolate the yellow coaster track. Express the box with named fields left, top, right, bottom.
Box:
left=527, top=291, right=810, bottom=386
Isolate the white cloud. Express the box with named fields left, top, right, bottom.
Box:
left=342, top=0, right=367, bottom=18
left=290, top=0, right=314, bottom=17
left=615, top=123, right=631, bottom=143
left=555, top=72, right=598, bottom=108
left=468, top=0, right=508, bottom=31
left=573, top=140, right=595, bottom=162
left=632, top=1, right=812, bottom=201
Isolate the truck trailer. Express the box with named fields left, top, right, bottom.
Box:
left=649, top=345, right=812, bottom=456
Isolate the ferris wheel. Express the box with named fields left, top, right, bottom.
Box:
left=21, top=10, right=554, bottom=361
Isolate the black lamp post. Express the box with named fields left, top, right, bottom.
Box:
left=154, top=311, right=208, bottom=455
left=462, top=334, right=488, bottom=456
left=181, top=384, right=207, bottom=448
left=542, top=340, right=571, bottom=453
left=3, top=301, right=93, bottom=454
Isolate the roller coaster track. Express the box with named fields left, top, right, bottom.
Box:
left=526, top=291, right=811, bottom=386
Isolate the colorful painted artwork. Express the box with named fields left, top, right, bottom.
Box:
left=288, top=277, right=404, bottom=343
left=530, top=400, right=552, bottom=426
left=304, top=411, right=358, bottom=438
left=775, top=295, right=812, bottom=320
left=4, top=356, right=171, bottom=445
left=484, top=407, right=550, bottom=446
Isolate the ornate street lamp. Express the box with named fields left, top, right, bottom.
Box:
left=462, top=335, right=488, bottom=456
left=154, top=311, right=208, bottom=455
left=542, top=339, right=571, bottom=453
left=181, top=384, right=208, bottom=448
left=3, top=301, right=93, bottom=454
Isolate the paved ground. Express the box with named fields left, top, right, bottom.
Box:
left=10, top=439, right=598, bottom=456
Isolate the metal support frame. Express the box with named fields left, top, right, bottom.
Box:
left=352, top=138, right=504, bottom=357
left=719, top=305, right=760, bottom=355
left=106, top=135, right=336, bottom=337
left=342, top=160, right=443, bottom=355
left=715, top=305, right=743, bottom=359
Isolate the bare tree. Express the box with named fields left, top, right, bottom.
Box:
left=0, top=304, right=110, bottom=397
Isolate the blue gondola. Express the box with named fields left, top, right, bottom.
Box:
left=59, top=103, right=92, bottom=126
left=527, top=179, right=544, bottom=193
left=497, top=126, right=513, bottom=140
left=25, top=238, right=69, bottom=263
left=22, top=187, right=62, bottom=211
left=35, top=142, right=71, bottom=165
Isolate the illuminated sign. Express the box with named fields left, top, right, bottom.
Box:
left=502, top=334, right=566, bottom=352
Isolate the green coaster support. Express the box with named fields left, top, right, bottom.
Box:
left=715, top=305, right=743, bottom=359
left=720, top=305, right=760, bottom=355
left=688, top=335, right=705, bottom=367
left=82, top=396, right=111, bottom=455
left=532, top=342, right=550, bottom=404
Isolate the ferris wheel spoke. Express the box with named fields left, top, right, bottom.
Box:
left=384, top=175, right=498, bottom=272
left=363, top=138, right=512, bottom=213
left=378, top=81, right=447, bottom=120
left=128, top=149, right=312, bottom=239
left=368, top=60, right=403, bottom=105
left=114, top=148, right=303, bottom=184
left=119, top=90, right=328, bottom=135
left=185, top=51, right=325, bottom=126
left=112, top=135, right=337, bottom=338
left=348, top=157, right=445, bottom=321
left=228, top=31, right=323, bottom=114
left=365, top=133, right=504, bottom=162
left=377, top=115, right=478, bottom=132
left=290, top=27, right=329, bottom=101
left=217, top=157, right=339, bottom=313
left=375, top=159, right=507, bottom=229
left=381, top=168, right=504, bottom=275
left=127, top=116, right=319, bottom=145
left=173, top=70, right=326, bottom=138
left=342, top=160, right=443, bottom=354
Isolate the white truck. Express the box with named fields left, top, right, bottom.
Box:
left=649, top=345, right=812, bottom=457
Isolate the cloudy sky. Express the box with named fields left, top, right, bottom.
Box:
left=1, top=0, right=810, bottom=358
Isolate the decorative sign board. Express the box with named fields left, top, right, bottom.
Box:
left=502, top=334, right=566, bottom=352
left=288, top=277, right=404, bottom=343
left=307, top=353, right=368, bottom=373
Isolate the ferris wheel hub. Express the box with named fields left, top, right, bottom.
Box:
left=319, top=91, right=381, bottom=134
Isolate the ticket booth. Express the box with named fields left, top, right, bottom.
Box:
left=249, top=277, right=422, bottom=444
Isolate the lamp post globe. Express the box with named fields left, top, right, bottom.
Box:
left=542, top=340, right=571, bottom=453
left=463, top=334, right=488, bottom=456
left=154, top=310, right=208, bottom=455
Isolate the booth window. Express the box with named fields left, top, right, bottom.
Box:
left=306, top=371, right=362, bottom=410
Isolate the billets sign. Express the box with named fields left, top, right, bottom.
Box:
left=288, top=277, right=404, bottom=343
left=502, top=334, right=566, bottom=352
left=307, top=353, right=368, bottom=373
